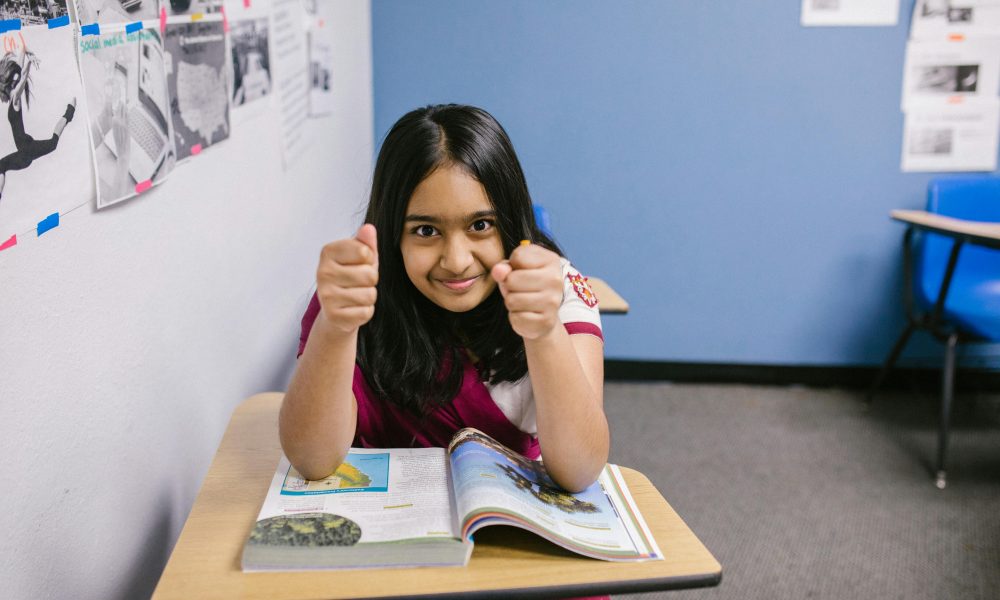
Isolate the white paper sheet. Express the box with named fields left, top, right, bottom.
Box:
left=801, top=0, right=900, bottom=26
left=270, top=0, right=309, bottom=168
left=901, top=37, right=1000, bottom=109
left=901, top=102, right=1000, bottom=171
left=911, top=0, right=1000, bottom=39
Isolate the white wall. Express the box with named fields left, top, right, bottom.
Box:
left=0, top=2, right=372, bottom=598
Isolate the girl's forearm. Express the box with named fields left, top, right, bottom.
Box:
left=279, top=314, right=359, bottom=480
left=525, top=328, right=609, bottom=493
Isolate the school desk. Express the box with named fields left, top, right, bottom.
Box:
left=590, top=277, right=629, bottom=314
left=890, top=209, right=1000, bottom=249
left=151, top=393, right=721, bottom=599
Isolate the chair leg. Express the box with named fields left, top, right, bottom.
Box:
left=867, top=323, right=916, bottom=404
left=936, top=333, right=959, bottom=489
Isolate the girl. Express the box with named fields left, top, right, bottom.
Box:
left=280, top=104, right=608, bottom=493
left=0, top=49, right=75, bottom=203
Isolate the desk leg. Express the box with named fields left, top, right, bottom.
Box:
left=936, top=332, right=958, bottom=490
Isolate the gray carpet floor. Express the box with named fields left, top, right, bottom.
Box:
left=603, top=382, right=1000, bottom=600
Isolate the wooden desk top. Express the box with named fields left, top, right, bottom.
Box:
left=891, top=209, right=1000, bottom=250
left=153, top=394, right=721, bottom=599
left=589, top=277, right=629, bottom=314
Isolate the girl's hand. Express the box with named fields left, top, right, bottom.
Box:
left=490, top=243, right=563, bottom=340
left=316, top=224, right=379, bottom=334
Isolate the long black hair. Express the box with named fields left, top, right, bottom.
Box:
left=356, top=104, right=561, bottom=415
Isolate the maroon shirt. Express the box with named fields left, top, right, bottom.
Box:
left=298, top=293, right=542, bottom=458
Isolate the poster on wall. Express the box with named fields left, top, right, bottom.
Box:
left=230, top=17, right=271, bottom=112
left=901, top=102, right=1000, bottom=172
left=911, top=0, right=1000, bottom=39
left=800, top=0, right=899, bottom=26
left=0, top=26, right=93, bottom=242
left=270, top=0, right=309, bottom=167
left=0, top=0, right=69, bottom=25
left=78, top=24, right=176, bottom=208
left=901, top=37, right=1000, bottom=108
left=74, top=0, right=159, bottom=25
left=163, top=20, right=229, bottom=160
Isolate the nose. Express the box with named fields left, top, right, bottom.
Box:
left=439, top=235, right=474, bottom=275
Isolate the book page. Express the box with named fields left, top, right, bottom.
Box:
left=447, top=429, right=661, bottom=561
left=252, top=448, right=460, bottom=545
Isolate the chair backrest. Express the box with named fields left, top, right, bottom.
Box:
left=533, top=204, right=553, bottom=238
left=917, top=176, right=1000, bottom=315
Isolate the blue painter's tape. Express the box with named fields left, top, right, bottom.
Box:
left=47, top=15, right=69, bottom=28
left=0, top=19, right=21, bottom=33
left=81, top=23, right=100, bottom=35
left=125, top=21, right=142, bottom=33
left=37, top=213, right=59, bottom=236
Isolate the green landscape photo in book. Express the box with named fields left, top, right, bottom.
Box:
left=242, top=428, right=662, bottom=571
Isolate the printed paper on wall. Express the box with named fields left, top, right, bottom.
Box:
left=78, top=24, right=176, bottom=208
left=0, top=26, right=93, bottom=239
left=801, top=0, right=900, bottom=26
left=901, top=102, right=1000, bottom=172
left=901, top=37, right=1000, bottom=109
left=911, top=0, right=1000, bottom=39
left=163, top=20, right=229, bottom=160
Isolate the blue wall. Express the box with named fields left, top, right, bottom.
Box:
left=372, top=1, right=987, bottom=366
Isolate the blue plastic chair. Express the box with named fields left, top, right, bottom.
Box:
left=870, top=176, right=1000, bottom=488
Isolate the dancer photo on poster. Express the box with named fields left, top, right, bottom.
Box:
left=0, top=27, right=91, bottom=237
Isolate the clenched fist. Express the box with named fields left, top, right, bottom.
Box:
left=316, top=224, right=379, bottom=334
left=490, top=243, right=563, bottom=340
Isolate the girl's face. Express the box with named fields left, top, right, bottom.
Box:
left=400, top=164, right=505, bottom=313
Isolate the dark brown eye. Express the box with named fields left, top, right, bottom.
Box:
left=471, top=219, right=493, bottom=232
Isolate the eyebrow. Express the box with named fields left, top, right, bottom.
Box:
left=404, top=210, right=497, bottom=224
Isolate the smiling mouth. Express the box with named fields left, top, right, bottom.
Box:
left=437, top=275, right=482, bottom=291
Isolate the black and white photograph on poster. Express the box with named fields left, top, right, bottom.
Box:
left=163, top=20, right=228, bottom=161
left=0, top=27, right=92, bottom=238
left=0, top=0, right=68, bottom=25
left=913, top=65, right=979, bottom=94
left=307, top=18, right=332, bottom=116
left=74, top=0, right=159, bottom=25
left=164, top=0, right=221, bottom=17
left=78, top=25, right=176, bottom=208
left=231, top=17, right=270, bottom=108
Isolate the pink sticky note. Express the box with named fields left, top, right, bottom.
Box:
left=135, top=180, right=153, bottom=194
left=244, top=0, right=251, bottom=7
left=190, top=144, right=203, bottom=156
left=0, top=233, right=16, bottom=251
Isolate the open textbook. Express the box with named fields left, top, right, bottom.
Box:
left=242, top=428, right=662, bottom=570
